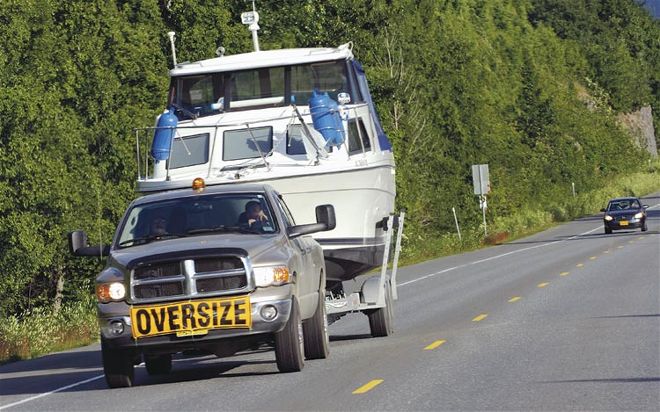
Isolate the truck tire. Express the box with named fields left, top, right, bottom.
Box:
left=102, top=339, right=135, bottom=388
left=367, top=282, right=394, bottom=337
left=145, top=353, right=172, bottom=375
left=275, top=299, right=304, bottom=372
left=302, top=290, right=329, bottom=359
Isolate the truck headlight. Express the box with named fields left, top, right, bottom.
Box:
left=96, top=282, right=126, bottom=303
left=604, top=215, right=613, bottom=221
left=634, top=212, right=643, bottom=219
left=253, top=266, right=290, bottom=287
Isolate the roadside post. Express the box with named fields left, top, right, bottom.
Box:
left=472, top=164, right=490, bottom=237
left=571, top=182, right=576, bottom=198
left=452, top=207, right=462, bottom=241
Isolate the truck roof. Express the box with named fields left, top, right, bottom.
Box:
left=131, top=183, right=273, bottom=206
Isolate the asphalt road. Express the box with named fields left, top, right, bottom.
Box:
left=2, top=193, right=659, bottom=411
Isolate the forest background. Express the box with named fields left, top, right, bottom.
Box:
left=0, top=0, right=658, bottom=360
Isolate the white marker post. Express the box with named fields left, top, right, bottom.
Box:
left=452, top=207, right=462, bottom=241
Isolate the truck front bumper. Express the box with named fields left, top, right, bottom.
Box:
left=98, top=287, right=292, bottom=350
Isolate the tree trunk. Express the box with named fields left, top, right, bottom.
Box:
left=53, top=268, right=65, bottom=314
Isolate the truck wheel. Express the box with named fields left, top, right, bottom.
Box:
left=367, top=282, right=394, bottom=337
left=101, top=339, right=135, bottom=388
left=145, top=353, right=172, bottom=375
left=275, top=299, right=304, bottom=372
left=303, top=290, right=329, bottom=359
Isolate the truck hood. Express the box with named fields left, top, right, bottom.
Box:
left=110, top=233, right=283, bottom=268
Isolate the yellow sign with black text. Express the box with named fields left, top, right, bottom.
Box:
left=130, top=296, right=251, bottom=339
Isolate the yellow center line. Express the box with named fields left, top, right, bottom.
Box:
left=603, top=250, right=610, bottom=254
left=560, top=272, right=570, bottom=276
left=472, top=314, right=488, bottom=322
left=576, top=263, right=584, bottom=267
left=589, top=256, right=597, bottom=260
left=353, top=379, right=384, bottom=394
left=537, top=282, right=550, bottom=288
left=424, top=339, right=447, bottom=350
left=628, top=240, right=635, bottom=244
left=508, top=296, right=521, bottom=303
left=617, top=245, right=624, bottom=249
left=638, top=236, right=644, bottom=240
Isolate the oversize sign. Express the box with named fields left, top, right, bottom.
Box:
left=130, top=296, right=251, bottom=339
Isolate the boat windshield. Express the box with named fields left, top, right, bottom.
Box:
left=168, top=60, right=350, bottom=119
left=116, top=193, right=277, bottom=248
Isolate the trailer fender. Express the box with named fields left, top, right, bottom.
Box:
left=361, top=275, right=386, bottom=304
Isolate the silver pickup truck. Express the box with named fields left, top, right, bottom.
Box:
left=69, top=181, right=334, bottom=388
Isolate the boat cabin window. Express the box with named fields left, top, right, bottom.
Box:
left=347, top=118, right=371, bottom=154
left=168, top=133, right=210, bottom=169
left=286, top=124, right=308, bottom=155
left=223, top=126, right=273, bottom=161
left=229, top=67, right=285, bottom=110
left=290, top=61, right=348, bottom=105
left=169, top=60, right=352, bottom=118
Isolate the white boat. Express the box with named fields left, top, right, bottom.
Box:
left=135, top=26, right=396, bottom=286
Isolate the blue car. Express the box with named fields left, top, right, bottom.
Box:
left=601, top=197, right=649, bottom=234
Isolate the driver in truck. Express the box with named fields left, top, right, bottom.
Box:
left=238, top=201, right=269, bottom=230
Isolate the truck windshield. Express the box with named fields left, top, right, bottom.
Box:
left=117, top=193, right=277, bottom=248
left=168, top=60, right=350, bottom=118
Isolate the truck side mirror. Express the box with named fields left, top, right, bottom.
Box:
left=315, top=204, right=336, bottom=231
left=68, top=230, right=110, bottom=257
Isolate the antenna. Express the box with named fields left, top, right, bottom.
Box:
left=167, top=31, right=178, bottom=66
left=241, top=1, right=260, bottom=52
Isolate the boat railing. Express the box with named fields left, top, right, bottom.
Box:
left=134, top=103, right=372, bottom=182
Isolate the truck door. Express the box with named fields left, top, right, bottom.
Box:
left=275, top=196, right=315, bottom=301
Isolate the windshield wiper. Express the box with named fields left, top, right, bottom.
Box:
left=169, top=103, right=198, bottom=120
left=186, top=226, right=259, bottom=235
left=118, top=234, right=184, bottom=247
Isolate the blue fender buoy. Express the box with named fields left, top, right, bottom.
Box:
left=309, top=90, right=345, bottom=147
left=150, top=108, right=178, bottom=161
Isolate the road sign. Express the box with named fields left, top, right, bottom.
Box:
left=472, top=164, right=490, bottom=195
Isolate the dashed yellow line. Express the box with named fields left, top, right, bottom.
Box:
left=628, top=240, right=635, bottom=244
left=353, top=379, right=384, bottom=394
left=603, top=250, right=610, bottom=254
left=638, top=236, right=644, bottom=240
left=589, top=256, right=597, bottom=260
left=576, top=263, right=584, bottom=268
left=560, top=271, right=570, bottom=277
left=472, top=314, right=488, bottom=322
left=508, top=296, right=521, bottom=303
left=617, top=245, right=624, bottom=249
left=537, top=282, right=550, bottom=288
left=424, top=340, right=447, bottom=350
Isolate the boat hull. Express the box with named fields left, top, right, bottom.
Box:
left=137, top=161, right=395, bottom=282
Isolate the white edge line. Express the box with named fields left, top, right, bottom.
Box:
left=399, top=200, right=660, bottom=288
left=0, top=374, right=104, bottom=410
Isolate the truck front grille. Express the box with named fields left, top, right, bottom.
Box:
left=130, top=255, right=252, bottom=304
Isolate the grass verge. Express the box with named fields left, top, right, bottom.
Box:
left=400, top=167, right=659, bottom=265
left=0, top=297, right=98, bottom=364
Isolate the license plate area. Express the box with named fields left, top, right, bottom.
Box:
left=619, top=220, right=629, bottom=226
left=130, top=296, right=251, bottom=339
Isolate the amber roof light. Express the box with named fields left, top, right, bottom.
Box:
left=192, top=177, right=206, bottom=192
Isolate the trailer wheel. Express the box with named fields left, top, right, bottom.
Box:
left=102, top=339, right=135, bottom=388
left=367, top=282, right=394, bottom=337
left=145, top=353, right=172, bottom=375
left=275, top=299, right=305, bottom=372
left=303, top=289, right=329, bottom=359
